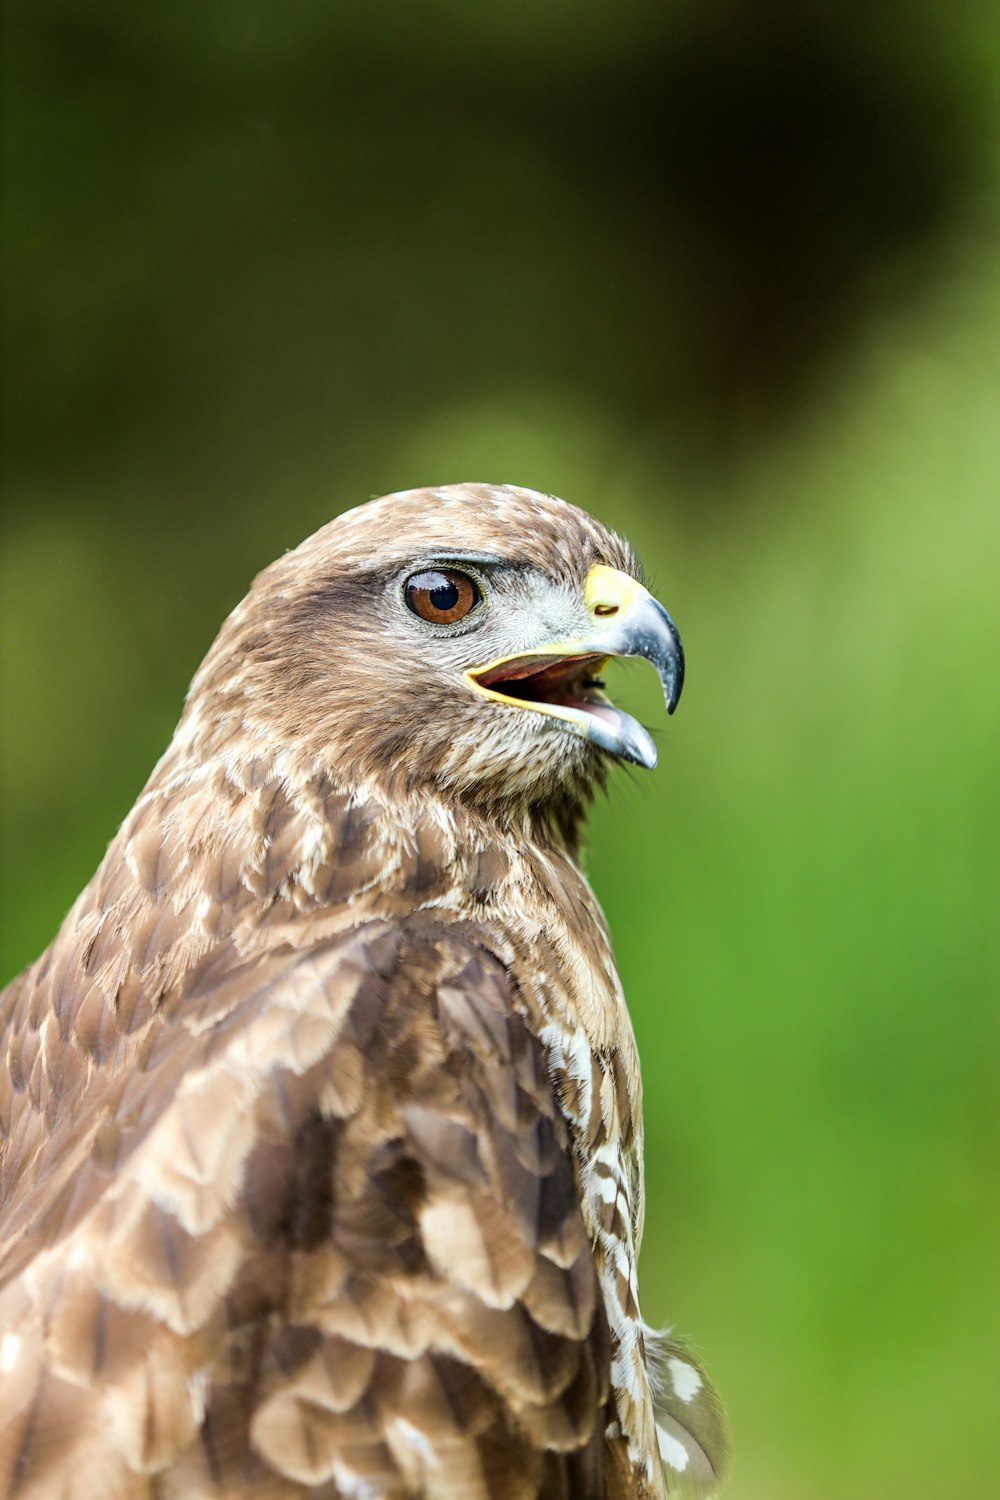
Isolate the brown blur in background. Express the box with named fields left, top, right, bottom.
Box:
left=2, top=3, right=998, bottom=1495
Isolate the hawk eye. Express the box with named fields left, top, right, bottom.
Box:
left=404, top=568, right=482, bottom=625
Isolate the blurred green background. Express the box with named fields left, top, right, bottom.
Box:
left=2, top=2, right=998, bottom=1495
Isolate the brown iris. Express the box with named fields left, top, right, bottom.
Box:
left=404, top=568, right=482, bottom=624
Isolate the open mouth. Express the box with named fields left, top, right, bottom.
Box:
left=466, top=651, right=658, bottom=767
left=463, top=567, right=682, bottom=771
left=472, top=652, right=612, bottom=718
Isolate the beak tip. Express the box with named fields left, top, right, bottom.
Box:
left=669, top=639, right=685, bottom=715
left=622, top=722, right=658, bottom=770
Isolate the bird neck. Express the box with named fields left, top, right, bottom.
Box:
left=116, top=745, right=619, bottom=1023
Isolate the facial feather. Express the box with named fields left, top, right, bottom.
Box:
left=169, top=485, right=639, bottom=845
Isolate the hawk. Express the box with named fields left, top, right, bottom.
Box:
left=0, top=484, right=728, bottom=1499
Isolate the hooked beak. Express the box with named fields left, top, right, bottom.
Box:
left=464, top=564, right=684, bottom=769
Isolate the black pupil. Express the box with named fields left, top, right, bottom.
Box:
left=429, top=577, right=460, bottom=612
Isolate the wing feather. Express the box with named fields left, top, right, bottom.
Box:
left=0, top=920, right=614, bottom=1497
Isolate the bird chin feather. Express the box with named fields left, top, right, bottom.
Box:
left=432, top=706, right=607, bottom=835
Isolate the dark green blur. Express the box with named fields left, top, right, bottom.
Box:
left=2, top=4, right=997, bottom=1495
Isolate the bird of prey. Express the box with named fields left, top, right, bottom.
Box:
left=0, top=484, right=727, bottom=1499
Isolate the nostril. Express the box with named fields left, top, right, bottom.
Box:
left=593, top=603, right=619, bottom=618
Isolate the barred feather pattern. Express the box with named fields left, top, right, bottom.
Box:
left=0, top=484, right=728, bottom=1498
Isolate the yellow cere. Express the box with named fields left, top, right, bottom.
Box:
left=583, top=565, right=647, bottom=621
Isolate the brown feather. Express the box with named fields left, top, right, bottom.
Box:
left=0, top=485, right=727, bottom=1498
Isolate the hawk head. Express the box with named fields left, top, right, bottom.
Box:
left=179, top=484, right=683, bottom=838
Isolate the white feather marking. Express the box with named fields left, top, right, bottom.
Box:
left=389, top=1418, right=436, bottom=1462
left=0, top=1333, right=21, bottom=1373
left=597, top=1174, right=618, bottom=1204
left=668, top=1355, right=703, bottom=1403
left=187, top=1367, right=211, bottom=1424
left=656, top=1424, right=690, bottom=1472
left=331, top=1469, right=387, bottom=1499
left=538, top=1021, right=594, bottom=1132
left=296, top=820, right=327, bottom=866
